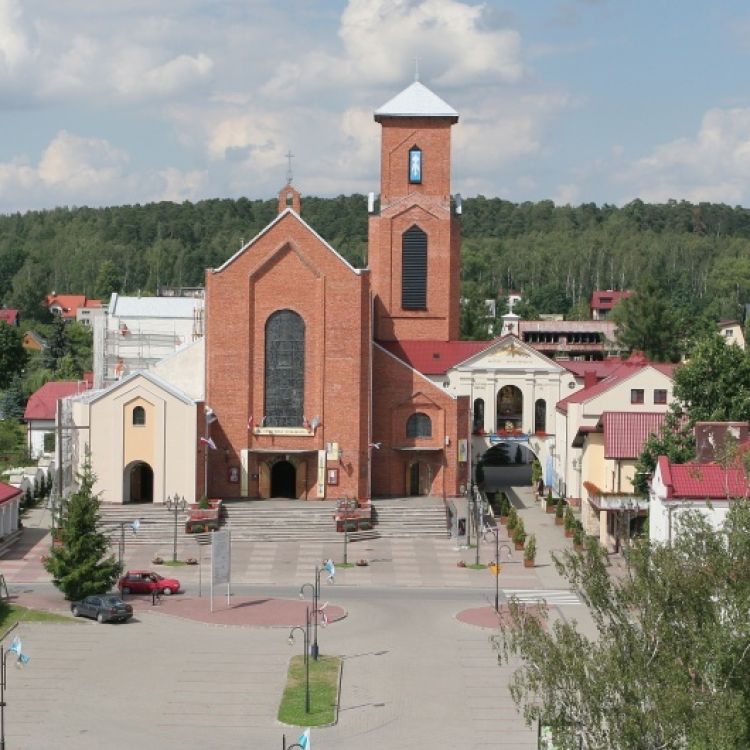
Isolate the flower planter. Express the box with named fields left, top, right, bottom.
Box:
left=523, top=558, right=535, bottom=568
left=499, top=516, right=509, bottom=525
left=514, top=541, right=525, bottom=551
left=555, top=516, right=564, bottom=526
left=565, top=528, right=574, bottom=538
left=545, top=504, right=555, bottom=514
left=574, top=544, right=583, bottom=553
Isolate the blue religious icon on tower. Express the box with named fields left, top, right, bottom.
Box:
left=408, top=145, right=422, bottom=184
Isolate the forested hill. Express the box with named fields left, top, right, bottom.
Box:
left=2, top=195, right=750, bottom=324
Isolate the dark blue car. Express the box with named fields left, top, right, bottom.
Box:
left=71, top=595, right=133, bottom=623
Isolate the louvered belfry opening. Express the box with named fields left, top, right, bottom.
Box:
left=402, top=225, right=427, bottom=309
left=265, top=309, right=305, bottom=427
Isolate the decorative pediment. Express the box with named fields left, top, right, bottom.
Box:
left=459, top=336, right=562, bottom=373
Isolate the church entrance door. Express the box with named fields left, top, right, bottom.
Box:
left=124, top=461, right=154, bottom=503
left=271, top=460, right=296, bottom=499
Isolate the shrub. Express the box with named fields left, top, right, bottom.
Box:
left=555, top=498, right=564, bottom=518
left=512, top=519, right=526, bottom=545
left=524, top=533, right=537, bottom=561
left=546, top=489, right=554, bottom=507
left=573, top=524, right=584, bottom=547
left=564, top=505, right=576, bottom=531
left=198, top=495, right=210, bottom=510
left=507, top=506, right=519, bottom=531
left=499, top=492, right=510, bottom=517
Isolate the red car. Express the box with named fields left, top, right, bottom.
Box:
left=118, top=570, right=180, bottom=596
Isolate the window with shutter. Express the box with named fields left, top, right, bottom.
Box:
left=402, top=225, right=427, bottom=309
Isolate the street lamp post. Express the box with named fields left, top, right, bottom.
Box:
left=484, top=529, right=513, bottom=613
left=288, top=616, right=310, bottom=714
left=165, top=494, right=186, bottom=563
left=117, top=518, right=143, bottom=568
left=0, top=622, right=20, bottom=750
left=299, top=566, right=325, bottom=660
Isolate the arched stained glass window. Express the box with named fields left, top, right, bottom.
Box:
left=265, top=310, right=305, bottom=427
left=406, top=412, right=432, bottom=438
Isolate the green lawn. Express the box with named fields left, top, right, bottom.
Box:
left=0, top=603, right=74, bottom=630
left=278, top=654, right=340, bottom=727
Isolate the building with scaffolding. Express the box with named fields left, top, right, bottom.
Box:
left=93, top=293, right=204, bottom=388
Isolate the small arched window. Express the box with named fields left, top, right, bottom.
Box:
left=406, top=412, right=432, bottom=438
left=473, top=398, right=484, bottom=432
left=534, top=399, right=546, bottom=434
left=132, top=406, right=146, bottom=426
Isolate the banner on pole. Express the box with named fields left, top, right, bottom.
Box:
left=211, top=529, right=231, bottom=586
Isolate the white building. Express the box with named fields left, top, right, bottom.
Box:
left=93, top=293, right=204, bottom=388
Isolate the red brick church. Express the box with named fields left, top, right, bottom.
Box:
left=202, top=80, right=470, bottom=502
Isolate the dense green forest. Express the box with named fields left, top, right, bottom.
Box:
left=2, top=195, right=750, bottom=327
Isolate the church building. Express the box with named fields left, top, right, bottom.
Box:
left=201, top=80, right=470, bottom=502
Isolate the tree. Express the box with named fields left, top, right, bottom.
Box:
left=42, top=315, right=68, bottom=371
left=43, top=456, right=121, bottom=600
left=496, top=503, right=750, bottom=749
left=0, top=376, right=25, bottom=420
left=94, top=258, right=122, bottom=300
left=612, top=279, right=682, bottom=362
left=0, top=323, right=27, bottom=390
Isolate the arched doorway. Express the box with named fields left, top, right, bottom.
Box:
left=478, top=442, right=534, bottom=493
left=271, top=460, right=296, bottom=498
left=124, top=461, right=154, bottom=503
left=496, top=385, right=523, bottom=432
left=407, top=461, right=431, bottom=496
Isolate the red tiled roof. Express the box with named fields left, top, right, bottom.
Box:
left=45, top=294, right=101, bottom=319
left=379, top=339, right=489, bottom=375
left=556, top=353, right=676, bottom=413
left=0, top=482, right=22, bottom=505
left=0, top=309, right=19, bottom=325
left=601, top=411, right=666, bottom=459
left=561, top=360, right=623, bottom=380
left=590, top=290, right=632, bottom=310
left=658, top=455, right=750, bottom=499
left=23, top=381, right=90, bottom=421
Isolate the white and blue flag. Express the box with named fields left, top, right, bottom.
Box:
left=298, top=728, right=311, bottom=749
left=7, top=636, right=29, bottom=666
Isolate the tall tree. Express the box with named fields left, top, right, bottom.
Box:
left=94, top=258, right=122, bottom=300
left=43, top=455, right=121, bottom=601
left=42, top=315, right=68, bottom=371
left=612, top=279, right=682, bottom=361
left=0, top=322, right=27, bottom=389
left=496, top=504, right=750, bottom=749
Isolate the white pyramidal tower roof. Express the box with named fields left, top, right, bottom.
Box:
left=374, top=81, right=458, bottom=121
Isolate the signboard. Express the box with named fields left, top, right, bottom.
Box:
left=489, top=433, right=529, bottom=444
left=317, top=449, right=326, bottom=498
left=211, top=529, right=231, bottom=585
left=457, top=439, right=468, bottom=462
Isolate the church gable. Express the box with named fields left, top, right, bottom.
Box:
left=457, top=336, right=562, bottom=373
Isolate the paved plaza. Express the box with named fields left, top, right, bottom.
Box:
left=0, top=487, right=595, bottom=749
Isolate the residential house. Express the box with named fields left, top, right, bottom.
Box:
left=46, top=293, right=102, bottom=320
left=590, top=290, right=632, bottom=320
left=21, top=330, right=46, bottom=352
left=0, top=309, right=19, bottom=326
left=0, top=483, right=22, bottom=539
left=24, top=380, right=90, bottom=459
left=555, top=353, right=675, bottom=513
left=717, top=320, right=745, bottom=348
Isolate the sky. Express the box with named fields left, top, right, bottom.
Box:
left=2, top=0, right=750, bottom=214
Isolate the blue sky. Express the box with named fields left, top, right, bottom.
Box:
left=1, top=0, right=750, bottom=213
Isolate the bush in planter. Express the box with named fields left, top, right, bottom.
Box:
left=524, top=533, right=537, bottom=564
left=198, top=495, right=210, bottom=510
left=573, top=523, right=584, bottom=549
left=507, top=506, right=518, bottom=531
left=546, top=489, right=554, bottom=507
left=564, top=505, right=576, bottom=533
left=512, top=519, right=526, bottom=547
left=499, top=492, right=510, bottom=519
left=555, top=498, right=564, bottom=522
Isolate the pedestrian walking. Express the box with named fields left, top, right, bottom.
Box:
left=324, top=558, right=335, bottom=584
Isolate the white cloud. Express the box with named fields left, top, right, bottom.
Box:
left=263, top=0, right=523, bottom=98
left=112, top=50, right=214, bottom=98
left=621, top=107, right=750, bottom=204
left=0, top=0, right=34, bottom=73
left=157, top=167, right=207, bottom=203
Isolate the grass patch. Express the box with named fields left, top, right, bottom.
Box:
left=278, top=654, right=340, bottom=727
left=162, top=560, right=187, bottom=567
left=0, top=603, right=75, bottom=630
left=467, top=563, right=487, bottom=570
left=336, top=562, right=355, bottom=569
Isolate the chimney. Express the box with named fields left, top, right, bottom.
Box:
left=584, top=370, right=597, bottom=389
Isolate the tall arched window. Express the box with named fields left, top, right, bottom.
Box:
left=496, top=385, right=523, bottom=432
left=534, top=399, right=546, bottom=434
left=265, top=310, right=305, bottom=427
left=406, top=412, right=432, bottom=438
left=402, top=225, right=427, bottom=309
left=132, top=406, right=146, bottom=426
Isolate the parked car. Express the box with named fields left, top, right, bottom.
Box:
left=71, top=595, right=133, bottom=623
left=118, top=570, right=181, bottom=596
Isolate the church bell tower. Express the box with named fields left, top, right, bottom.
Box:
left=368, top=80, right=461, bottom=342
